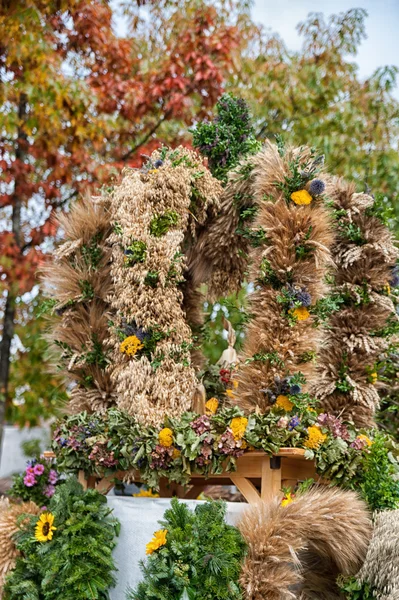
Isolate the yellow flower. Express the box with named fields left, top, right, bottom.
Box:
left=290, top=306, right=310, bottom=322
left=304, top=425, right=327, bottom=450
left=120, top=335, right=144, bottom=357
left=357, top=434, right=373, bottom=447
left=291, top=189, right=313, bottom=205
left=275, top=395, right=294, bottom=411
left=233, top=379, right=239, bottom=389
left=230, top=417, right=248, bottom=440
left=133, top=489, right=160, bottom=498
left=35, top=512, right=56, bottom=543
left=370, top=372, right=378, bottom=384
left=384, top=283, right=391, bottom=295
left=225, top=389, right=235, bottom=399
left=172, top=448, right=181, bottom=459
left=148, top=168, right=158, bottom=174
left=158, top=427, right=173, bottom=447
left=281, top=493, right=294, bottom=507
left=146, top=529, right=168, bottom=555
left=205, top=397, right=219, bottom=415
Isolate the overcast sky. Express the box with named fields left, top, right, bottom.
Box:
left=253, top=0, right=399, bottom=98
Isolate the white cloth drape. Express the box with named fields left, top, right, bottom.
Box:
left=107, top=496, right=247, bottom=600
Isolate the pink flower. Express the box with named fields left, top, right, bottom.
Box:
left=33, top=463, right=45, bottom=476
left=48, top=469, right=58, bottom=484
left=277, top=417, right=289, bottom=428
left=26, top=467, right=35, bottom=475
left=24, top=474, right=36, bottom=487
left=44, top=484, right=56, bottom=498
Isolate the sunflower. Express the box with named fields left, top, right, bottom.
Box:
left=35, top=512, right=56, bottom=542
left=146, top=529, right=168, bottom=555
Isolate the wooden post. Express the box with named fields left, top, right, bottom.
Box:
left=261, top=455, right=282, bottom=502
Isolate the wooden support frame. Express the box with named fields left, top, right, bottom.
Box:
left=42, top=448, right=321, bottom=505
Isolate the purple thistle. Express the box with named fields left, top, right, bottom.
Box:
left=287, top=284, right=312, bottom=308
left=390, top=265, right=399, bottom=288
left=309, top=179, right=326, bottom=197
left=121, top=320, right=148, bottom=342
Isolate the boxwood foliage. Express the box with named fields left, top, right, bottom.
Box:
left=4, top=478, right=120, bottom=600
left=128, top=498, right=246, bottom=600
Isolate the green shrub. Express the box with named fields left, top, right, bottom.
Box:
left=4, top=478, right=120, bottom=600
left=128, top=498, right=246, bottom=600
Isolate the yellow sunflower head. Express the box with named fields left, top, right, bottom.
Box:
left=146, top=529, right=168, bottom=555
left=290, top=189, right=313, bottom=205
left=35, top=512, right=56, bottom=543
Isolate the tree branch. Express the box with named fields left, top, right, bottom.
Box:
left=120, top=112, right=171, bottom=162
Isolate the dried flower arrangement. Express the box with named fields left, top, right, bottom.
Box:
left=106, top=146, right=221, bottom=426
left=230, top=140, right=334, bottom=414
left=41, top=192, right=116, bottom=413
left=312, top=180, right=399, bottom=427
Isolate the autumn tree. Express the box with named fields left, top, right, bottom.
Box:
left=227, top=8, right=399, bottom=218
left=0, top=0, right=251, bottom=431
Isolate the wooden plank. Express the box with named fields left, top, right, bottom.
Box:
left=277, top=448, right=306, bottom=458
left=183, top=485, right=207, bottom=500
left=96, top=476, right=115, bottom=495
left=43, top=451, right=56, bottom=459
left=230, top=475, right=261, bottom=504
left=260, top=456, right=282, bottom=502
left=78, top=470, right=88, bottom=490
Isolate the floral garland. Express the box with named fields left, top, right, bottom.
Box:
left=52, top=399, right=394, bottom=497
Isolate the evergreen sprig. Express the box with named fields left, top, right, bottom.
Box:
left=192, top=93, right=261, bottom=183
left=4, top=478, right=120, bottom=600
left=128, top=498, right=246, bottom=600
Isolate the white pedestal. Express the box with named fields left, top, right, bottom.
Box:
left=107, top=496, right=247, bottom=600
